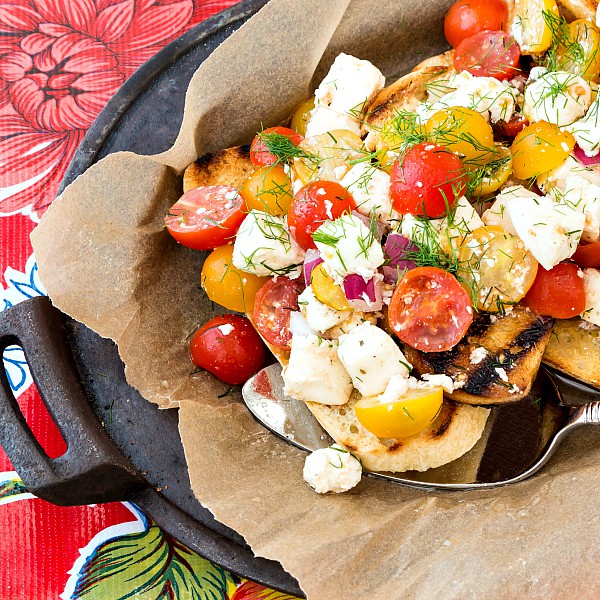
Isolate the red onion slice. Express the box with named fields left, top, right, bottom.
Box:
left=574, top=145, right=600, bottom=166
left=343, top=274, right=383, bottom=311
left=385, top=233, right=417, bottom=267
left=352, top=210, right=385, bottom=241
left=303, top=249, right=324, bottom=283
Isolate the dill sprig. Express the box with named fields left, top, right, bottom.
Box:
left=257, top=129, right=319, bottom=165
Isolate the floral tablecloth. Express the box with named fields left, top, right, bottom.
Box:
left=0, top=1, right=298, bottom=598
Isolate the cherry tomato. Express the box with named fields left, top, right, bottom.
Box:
left=287, top=181, right=356, bottom=249
left=311, top=263, right=350, bottom=310
left=573, top=241, right=600, bottom=268
left=190, top=314, right=266, bottom=385
left=164, top=185, right=245, bottom=250
left=388, top=267, right=473, bottom=352
left=201, top=245, right=268, bottom=312
left=252, top=277, right=304, bottom=348
left=250, top=126, right=304, bottom=167
left=555, top=19, right=600, bottom=80
left=512, top=0, right=559, bottom=55
left=492, top=113, right=529, bottom=140
left=390, top=142, right=467, bottom=218
left=241, top=165, right=293, bottom=215
left=454, top=30, right=521, bottom=80
left=444, top=0, right=508, bottom=48
left=510, top=121, right=575, bottom=179
left=355, top=386, right=444, bottom=439
left=291, top=98, right=315, bottom=137
left=521, top=262, right=586, bottom=318
left=470, top=145, right=513, bottom=196
left=458, top=225, right=538, bottom=312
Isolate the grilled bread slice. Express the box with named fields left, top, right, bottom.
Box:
left=555, top=0, right=598, bottom=21
left=543, top=318, right=600, bottom=389
left=402, top=307, right=554, bottom=405
left=183, top=144, right=253, bottom=193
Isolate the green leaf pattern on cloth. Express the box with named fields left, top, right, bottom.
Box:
left=0, top=478, right=28, bottom=501
left=71, top=522, right=236, bottom=600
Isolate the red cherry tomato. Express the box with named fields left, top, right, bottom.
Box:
left=253, top=277, right=305, bottom=348
left=521, top=262, right=586, bottom=318
left=165, top=185, right=245, bottom=250
left=454, top=30, right=521, bottom=80
left=190, top=314, right=267, bottom=385
left=573, top=240, right=600, bottom=268
left=492, top=113, right=529, bottom=139
left=388, top=267, right=474, bottom=352
left=390, top=142, right=467, bottom=218
left=444, top=0, right=508, bottom=48
left=287, top=181, right=356, bottom=249
left=250, top=126, right=304, bottom=167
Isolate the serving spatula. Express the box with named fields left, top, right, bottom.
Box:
left=242, top=363, right=600, bottom=490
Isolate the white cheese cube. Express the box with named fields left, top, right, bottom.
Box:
left=306, top=53, right=385, bottom=138
left=298, top=286, right=351, bottom=334
left=232, top=211, right=305, bottom=278
left=524, top=71, right=592, bottom=127
left=440, top=196, right=484, bottom=247
left=582, top=268, right=600, bottom=326
left=283, top=334, right=352, bottom=405
left=481, top=185, right=538, bottom=235
left=340, top=163, right=396, bottom=226
left=337, top=322, right=411, bottom=397
left=303, top=445, right=362, bottom=494
left=565, top=96, right=600, bottom=157
left=507, top=195, right=585, bottom=270
left=313, top=213, right=384, bottom=282
left=400, top=213, right=444, bottom=248
left=324, top=311, right=378, bottom=339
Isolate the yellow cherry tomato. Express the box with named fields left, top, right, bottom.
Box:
left=201, top=244, right=268, bottom=312
left=512, top=0, right=559, bottom=55
left=510, top=121, right=575, bottom=179
left=310, top=263, right=350, bottom=310
left=555, top=19, right=600, bottom=80
left=355, top=386, right=444, bottom=439
left=470, top=145, right=513, bottom=197
left=292, top=129, right=364, bottom=184
left=458, top=225, right=538, bottom=312
left=425, top=107, right=495, bottom=167
left=291, top=97, right=315, bottom=136
left=241, top=165, right=293, bottom=215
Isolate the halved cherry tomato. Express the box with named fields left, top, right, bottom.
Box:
left=493, top=113, right=529, bottom=140
left=390, top=142, right=467, bottom=218
left=355, top=386, right=444, bottom=438
left=190, top=314, right=266, bottom=385
left=444, top=0, right=508, bottom=48
left=510, top=121, right=575, bottom=179
left=521, top=261, right=586, bottom=318
left=253, top=277, right=304, bottom=348
left=201, top=245, right=269, bottom=312
left=291, top=98, right=315, bottom=136
left=241, top=165, right=293, bottom=215
left=454, top=30, right=521, bottom=80
left=164, top=185, right=245, bottom=250
left=250, top=126, right=304, bottom=167
left=556, top=20, right=600, bottom=80
left=287, top=181, right=356, bottom=249
left=311, top=263, right=350, bottom=310
left=388, top=267, right=474, bottom=352
left=512, top=0, right=559, bottom=55
left=573, top=241, right=600, bottom=268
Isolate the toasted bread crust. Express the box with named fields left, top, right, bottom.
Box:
left=556, top=0, right=598, bottom=21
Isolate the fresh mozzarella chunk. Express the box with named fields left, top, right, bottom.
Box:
left=507, top=195, right=585, bottom=270
left=523, top=71, right=592, bottom=127
left=313, top=213, right=384, bottom=282
left=306, top=53, right=385, bottom=138
left=420, top=71, right=520, bottom=124
left=232, top=211, right=305, bottom=278
left=440, top=196, right=484, bottom=247
left=283, top=334, right=352, bottom=405
left=582, top=268, right=600, bottom=327
left=539, top=157, right=600, bottom=242
left=481, top=185, right=538, bottom=235
left=337, top=322, right=411, bottom=397
left=565, top=95, right=600, bottom=157
left=303, top=445, right=362, bottom=494
left=298, top=286, right=351, bottom=333
left=340, top=163, right=396, bottom=225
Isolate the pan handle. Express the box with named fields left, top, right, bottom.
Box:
left=0, top=296, right=146, bottom=505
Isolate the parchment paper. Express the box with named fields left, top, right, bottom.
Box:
left=31, top=0, right=600, bottom=598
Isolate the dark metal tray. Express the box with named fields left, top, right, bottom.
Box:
left=0, top=1, right=303, bottom=595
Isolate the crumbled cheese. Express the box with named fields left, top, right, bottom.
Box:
left=565, top=95, right=600, bottom=157
left=217, top=324, right=234, bottom=336
left=303, top=444, right=362, bottom=494
left=439, top=196, right=484, bottom=248
left=523, top=71, right=592, bottom=127
left=233, top=211, right=305, bottom=278
left=283, top=334, right=352, bottom=405
left=306, top=53, right=385, bottom=138
left=481, top=185, right=537, bottom=235
left=469, top=346, right=489, bottom=365
left=494, top=367, right=509, bottom=383
left=421, top=373, right=462, bottom=394
left=323, top=311, right=378, bottom=340
left=582, top=268, right=600, bottom=327
left=298, top=286, right=350, bottom=334
left=337, top=322, right=411, bottom=397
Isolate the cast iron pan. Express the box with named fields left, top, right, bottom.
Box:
left=0, top=0, right=305, bottom=596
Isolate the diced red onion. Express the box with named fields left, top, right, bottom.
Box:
left=574, top=145, right=600, bottom=167
left=352, top=210, right=385, bottom=241
left=382, top=265, right=404, bottom=285
left=343, top=274, right=383, bottom=311
left=303, top=249, right=323, bottom=283
left=385, top=234, right=418, bottom=269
